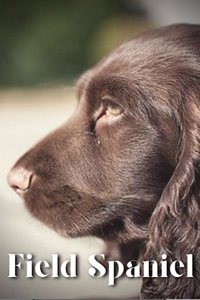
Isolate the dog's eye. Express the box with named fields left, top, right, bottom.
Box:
left=105, top=101, right=123, bottom=116
left=99, top=98, right=123, bottom=118
left=92, top=98, right=123, bottom=130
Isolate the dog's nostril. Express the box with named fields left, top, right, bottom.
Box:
left=7, top=167, right=33, bottom=193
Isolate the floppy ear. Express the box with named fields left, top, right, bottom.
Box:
left=142, top=100, right=200, bottom=299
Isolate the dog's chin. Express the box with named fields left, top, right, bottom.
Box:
left=19, top=190, right=80, bottom=237
left=22, top=191, right=123, bottom=240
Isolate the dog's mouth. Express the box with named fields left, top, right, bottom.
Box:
left=8, top=171, right=135, bottom=240
left=7, top=170, right=109, bottom=238
left=7, top=163, right=153, bottom=241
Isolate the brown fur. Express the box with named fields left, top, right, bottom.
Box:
left=8, top=24, right=200, bottom=298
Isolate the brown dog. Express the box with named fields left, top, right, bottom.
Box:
left=8, top=24, right=200, bottom=298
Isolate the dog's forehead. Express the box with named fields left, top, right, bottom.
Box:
left=94, top=24, right=200, bottom=75
left=98, top=41, right=180, bottom=75
left=76, top=24, right=200, bottom=102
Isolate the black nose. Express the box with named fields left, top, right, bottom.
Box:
left=7, top=166, right=33, bottom=193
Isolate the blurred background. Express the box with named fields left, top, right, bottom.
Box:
left=0, top=0, right=200, bottom=298
left=0, top=0, right=199, bottom=88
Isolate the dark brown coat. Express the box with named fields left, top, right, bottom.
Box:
left=8, top=24, right=200, bottom=298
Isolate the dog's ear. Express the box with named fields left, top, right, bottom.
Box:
left=142, top=99, right=200, bottom=298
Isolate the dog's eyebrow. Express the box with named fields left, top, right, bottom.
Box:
left=76, top=72, right=142, bottom=111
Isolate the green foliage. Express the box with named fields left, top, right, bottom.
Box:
left=0, top=0, right=133, bottom=86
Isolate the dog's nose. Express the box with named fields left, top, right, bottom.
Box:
left=7, top=167, right=33, bottom=193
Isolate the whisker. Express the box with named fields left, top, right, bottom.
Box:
left=66, top=202, right=91, bottom=225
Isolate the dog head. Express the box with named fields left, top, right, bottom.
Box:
left=8, top=24, right=200, bottom=297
